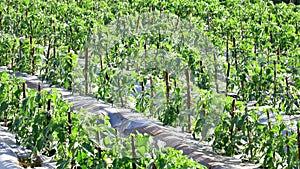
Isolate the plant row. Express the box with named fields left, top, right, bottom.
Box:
left=0, top=0, right=299, bottom=168
left=0, top=71, right=205, bottom=169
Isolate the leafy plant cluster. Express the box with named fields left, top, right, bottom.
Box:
left=0, top=72, right=206, bottom=169
left=213, top=98, right=300, bottom=168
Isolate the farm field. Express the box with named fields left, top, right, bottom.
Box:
left=0, top=0, right=299, bottom=168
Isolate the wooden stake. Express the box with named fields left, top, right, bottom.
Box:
left=22, top=83, right=26, bottom=98
left=38, top=82, right=42, bottom=108
left=131, top=135, right=136, bottom=169
left=230, top=99, right=236, bottom=152
left=10, top=43, right=15, bottom=70
left=226, top=63, right=230, bottom=95
left=226, top=32, right=229, bottom=63
left=117, top=77, right=124, bottom=108
left=202, top=104, right=206, bottom=117
left=186, top=69, right=191, bottom=132
left=277, top=46, right=280, bottom=62
left=85, top=48, right=88, bottom=95
left=297, top=123, right=300, bottom=161
left=213, top=55, right=219, bottom=93
left=99, top=55, right=103, bottom=70
left=267, top=110, right=272, bottom=130
left=19, top=38, right=23, bottom=59
left=207, top=11, right=210, bottom=30
left=150, top=75, right=154, bottom=111
left=286, top=130, right=289, bottom=154
left=165, top=71, right=170, bottom=104
left=285, top=76, right=289, bottom=98
left=273, top=60, right=277, bottom=106
left=96, top=131, right=102, bottom=158
left=233, top=36, right=237, bottom=72
left=68, top=110, right=72, bottom=135
left=47, top=99, right=51, bottom=111
left=45, top=38, right=51, bottom=80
